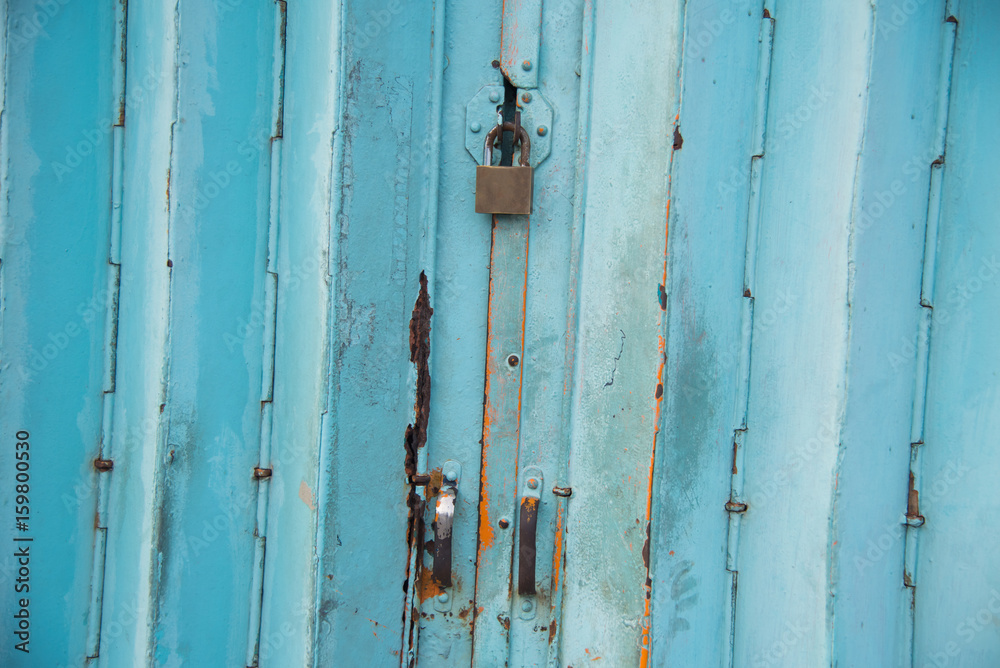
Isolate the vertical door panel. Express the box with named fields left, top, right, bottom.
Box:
left=100, top=0, right=176, bottom=663
left=258, top=1, right=335, bottom=665
left=914, top=3, right=1000, bottom=665
left=0, top=1, right=115, bottom=665
left=648, top=2, right=761, bottom=666
left=312, top=0, right=435, bottom=665
left=416, top=1, right=499, bottom=665
left=731, top=1, right=870, bottom=664
left=831, top=3, right=945, bottom=666
left=560, top=1, right=683, bottom=665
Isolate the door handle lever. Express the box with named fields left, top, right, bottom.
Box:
left=432, top=462, right=462, bottom=588
left=433, top=486, right=456, bottom=588
left=517, top=468, right=544, bottom=596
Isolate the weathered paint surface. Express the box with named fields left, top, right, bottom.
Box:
left=2, top=1, right=1000, bottom=667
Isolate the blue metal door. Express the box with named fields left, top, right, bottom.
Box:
left=1, top=1, right=999, bottom=667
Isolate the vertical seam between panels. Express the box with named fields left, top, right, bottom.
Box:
left=902, top=7, right=958, bottom=666
left=85, top=1, right=128, bottom=660
left=545, top=2, right=596, bottom=665
left=245, top=3, right=286, bottom=666
left=641, top=0, right=689, bottom=665
left=721, top=7, right=774, bottom=667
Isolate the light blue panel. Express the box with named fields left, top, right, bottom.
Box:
left=830, top=2, right=944, bottom=666
left=732, top=1, right=871, bottom=664
left=100, top=0, right=176, bottom=664
left=648, top=2, right=760, bottom=665
left=415, top=0, right=500, bottom=664
left=312, top=0, right=434, bottom=665
left=146, top=2, right=276, bottom=665
left=559, top=0, right=683, bottom=665
left=258, top=1, right=337, bottom=665
left=0, top=1, right=115, bottom=665
left=915, top=3, right=1000, bottom=665
left=507, top=0, right=585, bottom=664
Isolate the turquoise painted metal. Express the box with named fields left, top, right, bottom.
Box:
left=1, top=1, right=999, bottom=667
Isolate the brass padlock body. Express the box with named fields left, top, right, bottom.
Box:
left=475, top=165, right=533, bottom=215
left=475, top=122, right=534, bottom=215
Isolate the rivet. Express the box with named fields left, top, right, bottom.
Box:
left=521, top=60, right=532, bottom=71
left=521, top=92, right=532, bottom=104
left=489, top=90, right=501, bottom=103
left=470, top=122, right=482, bottom=133
left=507, top=354, right=519, bottom=367
left=536, top=125, right=547, bottom=136
left=498, top=518, right=510, bottom=529
left=527, top=478, right=539, bottom=490
left=437, top=592, right=450, bottom=603
left=521, top=600, right=533, bottom=611
left=444, top=469, right=457, bottom=483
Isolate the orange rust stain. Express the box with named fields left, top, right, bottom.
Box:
left=551, top=505, right=565, bottom=592
left=639, top=192, right=672, bottom=668
left=417, top=566, right=444, bottom=603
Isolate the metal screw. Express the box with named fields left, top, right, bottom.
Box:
left=470, top=122, right=482, bottom=133
left=527, top=478, right=539, bottom=490
left=444, top=469, right=457, bottom=483
left=507, top=354, right=519, bottom=367
left=489, top=90, right=501, bottom=103
left=437, top=592, right=450, bottom=603
left=521, top=60, right=532, bottom=71
left=521, top=92, right=532, bottom=104
left=498, top=518, right=510, bottom=529
left=536, top=125, right=547, bottom=136
left=521, top=600, right=533, bottom=612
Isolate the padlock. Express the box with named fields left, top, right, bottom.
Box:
left=475, top=121, right=533, bottom=215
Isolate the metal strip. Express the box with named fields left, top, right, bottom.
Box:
left=500, top=0, right=543, bottom=89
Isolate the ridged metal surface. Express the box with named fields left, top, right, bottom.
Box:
left=0, top=1, right=998, bottom=667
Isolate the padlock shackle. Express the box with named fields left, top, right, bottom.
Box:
left=483, top=122, right=531, bottom=167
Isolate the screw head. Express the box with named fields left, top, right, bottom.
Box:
left=521, top=60, right=533, bottom=71
left=489, top=90, right=501, bottom=103
left=507, top=354, right=519, bottom=367
left=443, top=468, right=458, bottom=483
left=536, top=125, right=547, bottom=136
left=470, top=121, right=482, bottom=133
left=498, top=518, right=510, bottom=529
left=527, top=478, right=539, bottom=490
left=521, top=92, right=532, bottom=104
left=437, top=592, right=450, bottom=603
left=521, top=600, right=533, bottom=612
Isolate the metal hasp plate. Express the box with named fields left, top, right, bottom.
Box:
left=466, top=85, right=552, bottom=167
